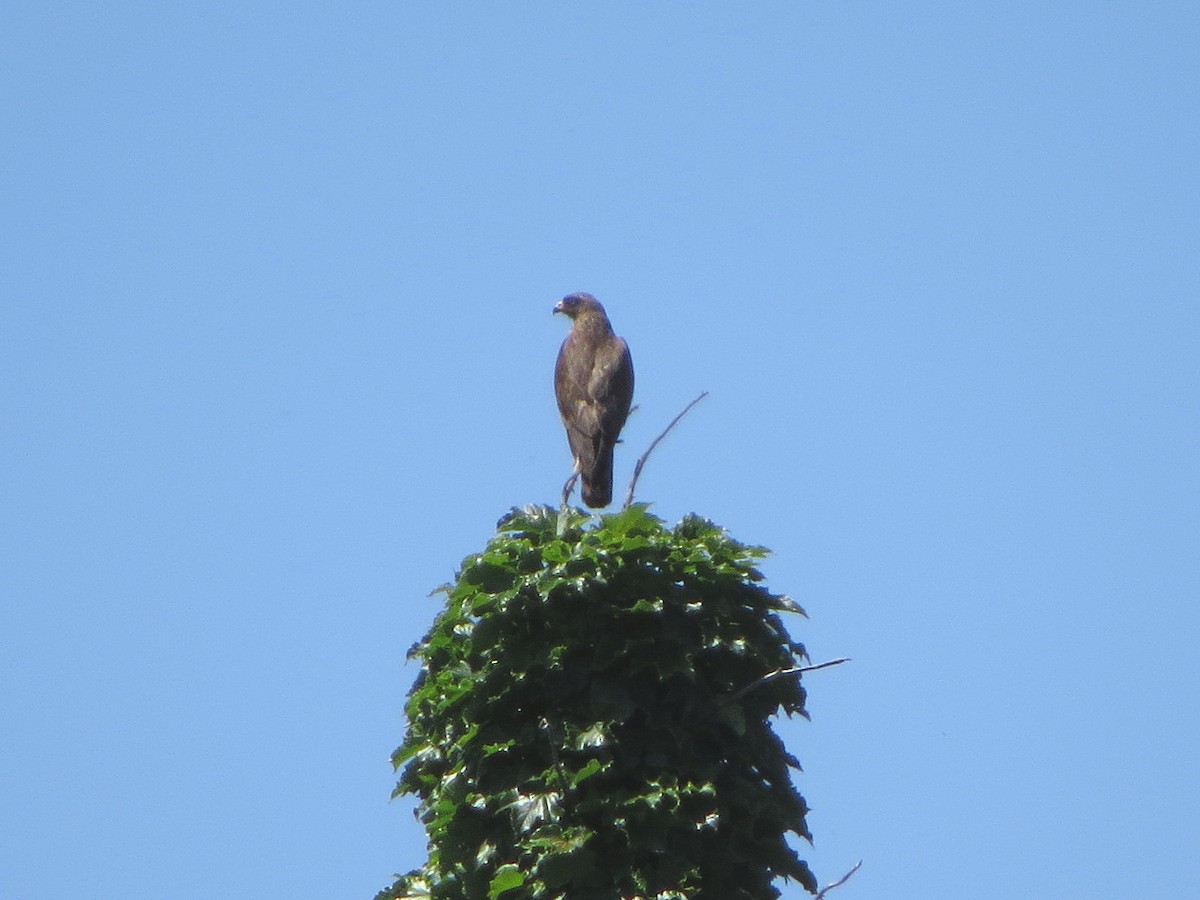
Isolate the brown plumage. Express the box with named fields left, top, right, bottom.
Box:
left=553, top=292, right=634, bottom=508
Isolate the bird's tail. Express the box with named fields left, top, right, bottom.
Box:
left=581, top=444, right=615, bottom=508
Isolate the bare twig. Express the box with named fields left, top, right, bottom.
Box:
left=622, top=391, right=709, bottom=510
left=724, top=658, right=851, bottom=705
left=815, top=860, right=862, bottom=899
left=560, top=472, right=579, bottom=509
left=556, top=473, right=581, bottom=536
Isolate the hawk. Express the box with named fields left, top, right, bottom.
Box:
left=553, top=292, right=635, bottom=508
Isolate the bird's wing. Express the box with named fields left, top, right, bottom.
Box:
left=588, top=336, right=634, bottom=438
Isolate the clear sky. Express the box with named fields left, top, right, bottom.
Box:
left=2, top=3, right=1197, bottom=899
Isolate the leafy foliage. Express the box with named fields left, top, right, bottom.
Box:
left=377, top=504, right=818, bottom=900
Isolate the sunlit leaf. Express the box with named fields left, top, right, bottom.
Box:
left=571, top=758, right=605, bottom=785
left=486, top=864, right=524, bottom=899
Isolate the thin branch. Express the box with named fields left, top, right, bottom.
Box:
left=622, top=390, right=709, bottom=510
left=556, top=473, right=581, bottom=536
left=814, top=860, right=862, bottom=899
left=724, top=658, right=851, bottom=705
left=559, top=472, right=579, bottom=509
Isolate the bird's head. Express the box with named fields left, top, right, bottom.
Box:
left=553, top=292, right=603, bottom=319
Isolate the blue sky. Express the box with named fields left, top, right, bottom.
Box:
left=2, top=3, right=1197, bottom=898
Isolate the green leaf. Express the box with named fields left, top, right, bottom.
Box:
left=629, top=598, right=664, bottom=614
left=505, top=791, right=561, bottom=832
left=718, top=704, right=746, bottom=737
left=487, top=864, right=525, bottom=899
left=571, top=758, right=605, bottom=786
left=540, top=540, right=572, bottom=564
left=538, top=844, right=599, bottom=889
left=574, top=723, right=608, bottom=749
left=462, top=560, right=516, bottom=593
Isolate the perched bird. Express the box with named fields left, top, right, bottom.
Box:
left=553, top=292, right=635, bottom=508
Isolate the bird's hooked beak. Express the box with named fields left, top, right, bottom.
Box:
left=552, top=300, right=565, bottom=315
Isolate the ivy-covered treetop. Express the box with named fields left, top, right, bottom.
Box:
left=379, top=503, right=818, bottom=900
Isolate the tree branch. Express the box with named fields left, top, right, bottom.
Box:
left=559, top=472, right=579, bottom=509
left=724, top=658, right=851, bottom=705
left=622, top=391, right=709, bottom=510
left=815, top=860, right=862, bottom=899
